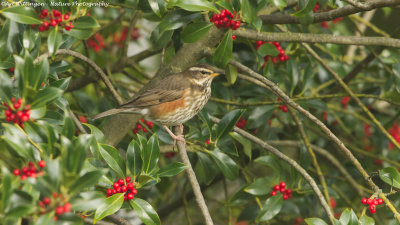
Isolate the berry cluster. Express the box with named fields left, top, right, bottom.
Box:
left=256, top=41, right=289, bottom=65
left=165, top=152, right=177, bottom=158
left=133, top=118, right=154, bottom=134
left=270, top=181, right=292, bottom=200
left=39, top=192, right=71, bottom=221
left=294, top=217, right=303, bottom=225
left=88, top=33, right=105, bottom=52
left=277, top=99, right=288, bottom=112
left=3, top=98, right=31, bottom=128
left=236, top=117, right=247, bottom=129
left=35, top=9, right=74, bottom=32
left=13, top=161, right=46, bottom=180
left=113, top=27, right=141, bottom=47
left=341, top=96, right=351, bottom=108
left=210, top=9, right=241, bottom=30
left=361, top=197, right=383, bottom=214
left=106, top=177, right=138, bottom=201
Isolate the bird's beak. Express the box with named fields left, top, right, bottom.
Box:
left=210, top=73, right=220, bottom=77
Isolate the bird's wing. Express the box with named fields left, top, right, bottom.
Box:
left=120, top=74, right=190, bottom=109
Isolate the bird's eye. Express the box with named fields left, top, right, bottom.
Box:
left=201, top=71, right=208, bottom=74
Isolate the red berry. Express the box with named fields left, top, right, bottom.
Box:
left=52, top=192, right=58, bottom=198
left=31, top=173, right=37, bottom=178
left=280, top=187, right=286, bottom=193
left=13, top=169, right=20, bottom=176
left=56, top=17, right=62, bottom=23
left=232, top=35, right=236, bottom=40
left=206, top=139, right=211, bottom=145
left=373, top=199, right=379, bottom=205
left=295, top=218, right=303, bottom=223
left=131, top=189, right=138, bottom=195
left=136, top=123, right=142, bottom=129
left=56, top=206, right=64, bottom=215
left=22, top=167, right=28, bottom=174
left=41, top=9, right=48, bottom=16
left=107, top=189, right=113, bottom=195
left=273, top=185, right=280, bottom=191
left=125, top=176, right=131, bottom=183
left=50, top=20, right=57, bottom=27
left=11, top=97, right=16, bottom=103
left=367, top=198, right=373, bottom=205
left=38, top=160, right=46, bottom=168
left=9, top=67, right=15, bottom=72
left=113, top=183, right=120, bottom=189
left=361, top=198, right=367, bottom=204
left=21, top=175, right=27, bottom=180
left=112, top=189, right=116, bottom=195
left=235, top=21, right=241, bottom=28
left=370, top=208, right=376, bottom=214
left=282, top=194, right=289, bottom=200
left=127, top=193, right=134, bottom=200
left=280, top=181, right=286, bottom=188
left=43, top=197, right=51, bottom=205
left=54, top=216, right=58, bottom=221
left=65, top=26, right=71, bottom=31
left=78, top=116, right=87, bottom=123
left=285, top=189, right=292, bottom=194
left=121, top=185, right=127, bottom=192
left=13, top=103, right=20, bottom=109
left=64, top=14, right=69, bottom=20
left=143, top=128, right=147, bottom=133
left=43, top=21, right=49, bottom=27
left=116, top=187, right=122, bottom=193
left=369, top=204, right=376, bottom=211
left=53, top=10, right=61, bottom=17
left=270, top=191, right=277, bottom=196
left=377, top=198, right=383, bottom=205
left=118, top=179, right=124, bottom=185
left=63, top=203, right=71, bottom=213
left=40, top=15, right=46, bottom=19
left=16, top=111, right=23, bottom=117
left=127, top=182, right=134, bottom=190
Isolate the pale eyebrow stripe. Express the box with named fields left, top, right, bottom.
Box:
left=189, top=67, right=212, bottom=73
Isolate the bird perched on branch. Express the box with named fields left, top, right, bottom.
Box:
left=93, top=64, right=220, bottom=145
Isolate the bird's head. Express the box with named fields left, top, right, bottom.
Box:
left=186, top=64, right=220, bottom=87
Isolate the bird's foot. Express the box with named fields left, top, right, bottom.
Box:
left=163, top=125, right=186, bottom=147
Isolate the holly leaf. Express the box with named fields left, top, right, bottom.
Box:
left=157, top=162, right=187, bottom=177
left=257, top=195, right=283, bottom=222
left=379, top=167, right=400, bottom=188
left=213, top=30, right=233, bottom=68
left=127, top=139, right=143, bottom=178
left=181, top=22, right=213, bottom=43
left=130, top=198, right=161, bottom=225
left=208, top=148, right=239, bottom=180
left=94, top=193, right=124, bottom=223
left=2, top=6, right=42, bottom=24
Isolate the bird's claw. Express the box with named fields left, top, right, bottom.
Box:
left=172, top=134, right=186, bottom=147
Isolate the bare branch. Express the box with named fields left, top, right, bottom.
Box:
left=259, top=0, right=400, bottom=24
left=173, top=126, right=214, bottom=225
left=233, top=29, right=400, bottom=48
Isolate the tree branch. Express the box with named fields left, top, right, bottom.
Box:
left=259, top=0, right=400, bottom=24
left=35, top=49, right=124, bottom=105
left=233, top=29, right=400, bottom=48
left=209, top=116, right=335, bottom=224
left=173, top=126, right=214, bottom=225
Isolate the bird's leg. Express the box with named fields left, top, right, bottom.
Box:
left=163, top=125, right=185, bottom=146
left=180, top=124, right=184, bottom=134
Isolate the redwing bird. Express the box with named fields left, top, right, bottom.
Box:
left=93, top=64, right=220, bottom=145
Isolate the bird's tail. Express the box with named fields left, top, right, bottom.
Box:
left=92, top=108, right=127, bottom=120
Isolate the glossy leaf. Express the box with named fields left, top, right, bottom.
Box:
left=225, top=64, right=238, bottom=85
left=47, top=28, right=62, bottom=57
left=69, top=171, right=104, bottom=194
left=215, top=109, right=245, bottom=141
left=339, top=209, right=358, bottom=225
left=2, top=123, right=34, bottom=159
left=244, top=177, right=273, bottom=196
left=148, top=0, right=166, bottom=17
left=359, top=214, right=375, bottom=225
left=2, top=6, right=41, bottom=24
left=158, top=162, right=187, bottom=177
left=181, top=22, right=213, bottom=43
left=142, top=134, right=160, bottom=174
left=292, top=0, right=317, bottom=17
left=94, top=193, right=124, bottom=223
left=66, top=28, right=94, bottom=40
left=230, top=132, right=252, bottom=159
left=127, top=139, right=143, bottom=178
left=305, top=218, right=329, bottom=225
left=99, top=144, right=126, bottom=178
left=257, top=195, right=283, bottom=222
left=240, top=0, right=258, bottom=24
left=72, top=16, right=100, bottom=29
left=379, top=167, right=400, bottom=188
left=1, top=167, right=12, bottom=212
left=213, top=30, right=233, bottom=68
left=196, top=151, right=219, bottom=185
left=31, top=87, right=63, bottom=108
left=34, top=212, right=55, bottom=225
left=130, top=198, right=161, bottom=225
left=198, top=109, right=213, bottom=138
left=258, top=43, right=279, bottom=56
left=157, top=10, right=200, bottom=35
left=208, top=149, right=239, bottom=180
left=171, top=0, right=219, bottom=12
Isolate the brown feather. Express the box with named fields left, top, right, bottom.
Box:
left=92, top=108, right=128, bottom=120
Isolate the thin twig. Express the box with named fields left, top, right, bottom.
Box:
left=173, top=126, right=214, bottom=225
left=210, top=116, right=335, bottom=224
left=84, top=217, right=114, bottom=225
left=69, top=110, right=87, bottom=134
left=233, top=29, right=400, bottom=48
left=106, top=214, right=132, bottom=225
left=288, top=107, right=332, bottom=206
left=35, top=49, right=124, bottom=105
left=342, top=0, right=371, bottom=10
